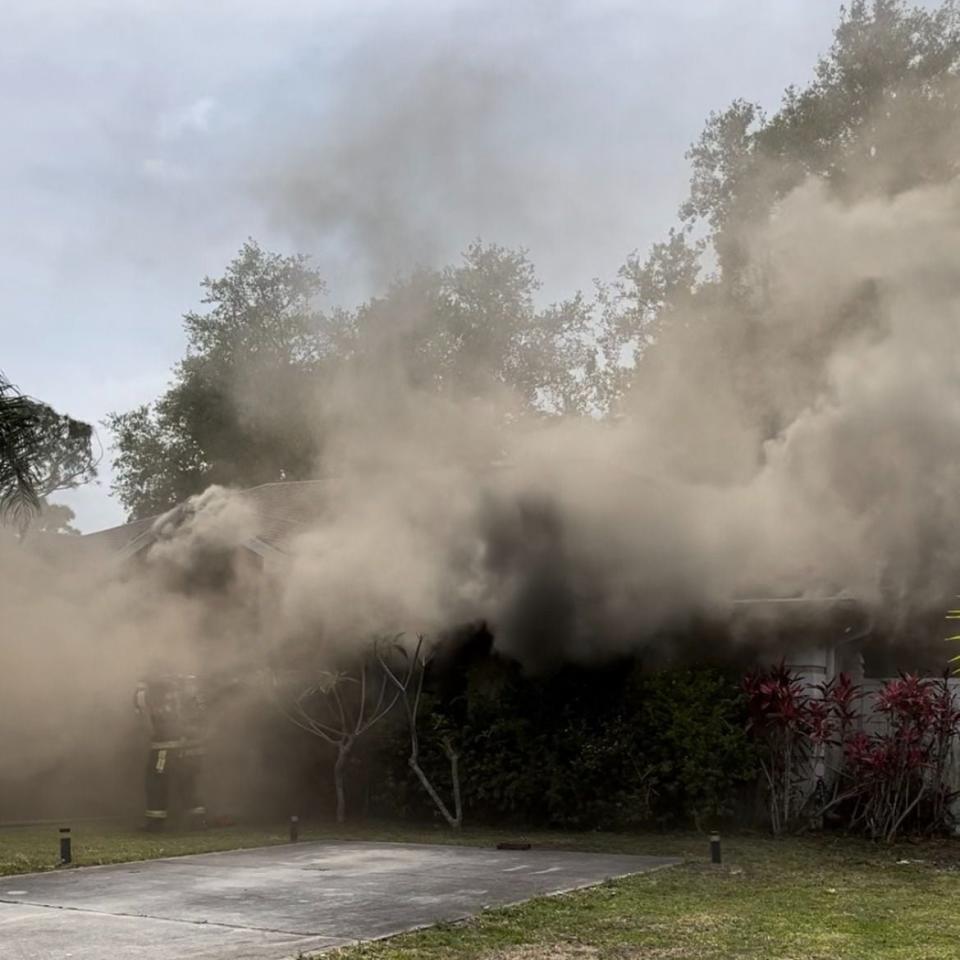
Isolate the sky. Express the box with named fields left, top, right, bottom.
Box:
left=2, top=0, right=866, bottom=532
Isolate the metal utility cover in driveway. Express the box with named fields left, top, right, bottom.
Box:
left=0, top=840, right=679, bottom=960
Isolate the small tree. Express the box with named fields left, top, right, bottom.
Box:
left=743, top=665, right=858, bottom=833
left=376, top=635, right=463, bottom=829
left=742, top=662, right=816, bottom=834
left=272, top=647, right=404, bottom=823
left=844, top=674, right=960, bottom=841
left=745, top=662, right=960, bottom=841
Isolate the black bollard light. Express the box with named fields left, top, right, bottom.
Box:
left=710, top=833, right=722, bottom=865
left=289, top=815, right=300, bottom=843
left=59, top=827, right=72, bottom=865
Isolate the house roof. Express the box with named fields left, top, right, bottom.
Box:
left=241, top=480, right=332, bottom=548
left=80, top=515, right=157, bottom=554
left=81, top=480, right=333, bottom=558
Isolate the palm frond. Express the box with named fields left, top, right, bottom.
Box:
left=0, top=373, right=43, bottom=529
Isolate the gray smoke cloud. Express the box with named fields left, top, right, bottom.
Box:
left=0, top=529, right=206, bottom=817
left=10, top=164, right=955, bottom=815
left=222, top=4, right=960, bottom=663
left=0, top=488, right=264, bottom=818
left=249, top=1, right=688, bottom=301
left=262, top=51, right=527, bottom=291
left=266, top=166, right=960, bottom=664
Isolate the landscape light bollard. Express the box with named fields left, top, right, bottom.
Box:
left=710, top=833, right=721, bottom=865
left=59, top=827, right=72, bottom=865
left=289, top=816, right=299, bottom=843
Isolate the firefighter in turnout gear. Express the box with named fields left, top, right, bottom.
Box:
left=134, top=673, right=208, bottom=831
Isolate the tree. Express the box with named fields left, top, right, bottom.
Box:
left=376, top=635, right=463, bottom=829
left=682, top=0, right=960, bottom=277
left=31, top=502, right=81, bottom=536
left=0, top=373, right=43, bottom=528
left=598, top=1, right=960, bottom=388
left=351, top=241, right=596, bottom=416
left=30, top=402, right=98, bottom=500
left=595, top=229, right=702, bottom=412
left=109, top=239, right=600, bottom=519
left=598, top=0, right=960, bottom=440
left=271, top=646, right=405, bottom=823
left=108, top=240, right=334, bottom=519
left=0, top=373, right=96, bottom=532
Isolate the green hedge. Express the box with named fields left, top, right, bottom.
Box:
left=364, top=645, right=758, bottom=830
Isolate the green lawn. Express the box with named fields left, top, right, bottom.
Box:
left=0, top=821, right=293, bottom=876
left=334, top=832, right=960, bottom=960
left=2, top=822, right=960, bottom=958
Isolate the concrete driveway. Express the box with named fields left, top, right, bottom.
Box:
left=0, top=840, right=679, bottom=960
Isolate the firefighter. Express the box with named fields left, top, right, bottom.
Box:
left=134, top=672, right=208, bottom=831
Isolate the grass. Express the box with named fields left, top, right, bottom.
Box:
left=3, top=821, right=960, bottom=958
left=333, top=832, right=960, bottom=960
left=0, top=821, right=291, bottom=876
left=0, top=819, right=688, bottom=876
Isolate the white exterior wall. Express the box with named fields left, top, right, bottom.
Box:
left=785, top=646, right=834, bottom=795
left=785, top=646, right=832, bottom=690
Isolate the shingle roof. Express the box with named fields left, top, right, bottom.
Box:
left=80, top=515, right=157, bottom=553
left=80, top=480, right=334, bottom=556
left=239, top=480, right=331, bottom=548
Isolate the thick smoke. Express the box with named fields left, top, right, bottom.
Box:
left=0, top=530, right=198, bottom=816
left=10, top=158, right=954, bottom=715
left=268, top=167, right=960, bottom=664
left=0, top=488, right=264, bottom=818
left=230, top=11, right=960, bottom=662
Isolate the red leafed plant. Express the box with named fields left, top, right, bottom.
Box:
left=843, top=674, right=960, bottom=841
left=745, top=664, right=960, bottom=840
left=743, top=662, right=818, bottom=835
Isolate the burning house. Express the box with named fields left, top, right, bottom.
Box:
left=62, top=477, right=956, bottom=828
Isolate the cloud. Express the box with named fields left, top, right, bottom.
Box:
left=141, top=156, right=190, bottom=182
left=157, top=96, right=217, bottom=141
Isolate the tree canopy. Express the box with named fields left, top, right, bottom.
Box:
left=109, top=1, right=960, bottom=518
left=607, top=0, right=960, bottom=453
left=108, top=241, right=332, bottom=518
left=0, top=373, right=96, bottom=532
left=682, top=0, right=960, bottom=275
left=109, top=239, right=597, bottom=519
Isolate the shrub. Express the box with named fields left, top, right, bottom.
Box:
left=371, top=657, right=757, bottom=830
left=632, top=668, right=757, bottom=829
left=743, top=664, right=960, bottom=840
left=743, top=662, right=815, bottom=834
left=843, top=675, right=960, bottom=841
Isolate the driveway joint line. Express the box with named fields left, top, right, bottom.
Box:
left=0, top=898, right=337, bottom=938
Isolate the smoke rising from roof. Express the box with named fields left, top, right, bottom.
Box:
left=267, top=165, right=960, bottom=663
left=5, top=4, right=960, bottom=816
left=10, top=118, right=960, bottom=720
